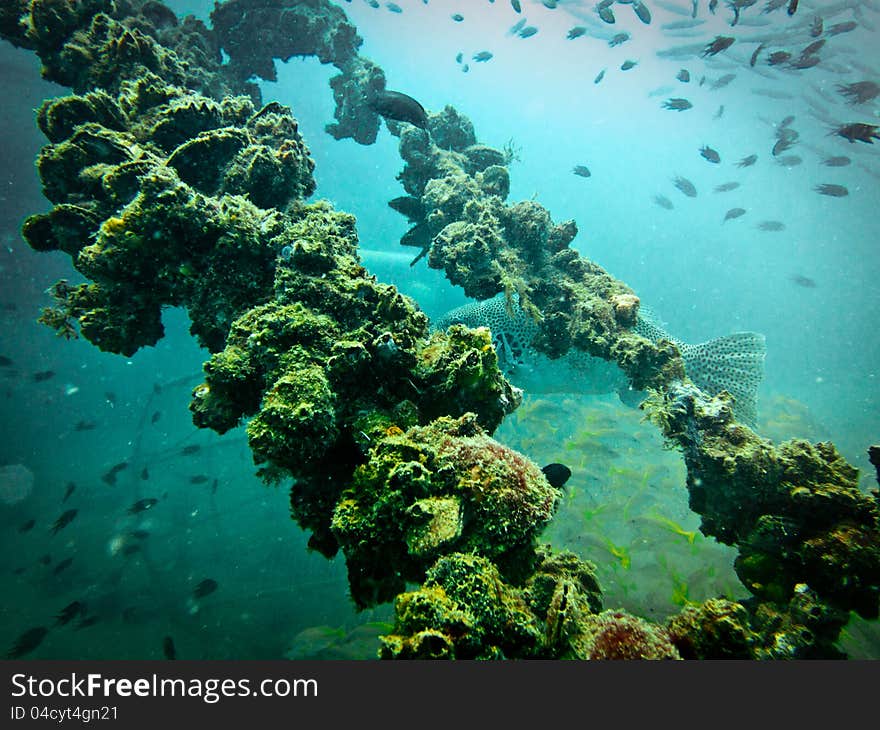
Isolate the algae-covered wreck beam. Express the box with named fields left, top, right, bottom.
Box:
left=212, top=0, right=389, bottom=145
left=645, top=385, right=880, bottom=620
left=384, top=113, right=880, bottom=649
left=203, top=0, right=880, bottom=653
left=2, top=0, right=566, bottom=629
left=207, top=0, right=686, bottom=393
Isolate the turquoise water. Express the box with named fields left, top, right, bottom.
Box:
left=1, top=0, right=878, bottom=658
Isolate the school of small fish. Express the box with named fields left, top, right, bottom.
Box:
left=348, top=0, right=877, bottom=267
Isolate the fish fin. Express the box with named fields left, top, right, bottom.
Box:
left=616, top=383, right=645, bottom=409
left=679, top=332, right=766, bottom=427
left=409, top=247, right=429, bottom=267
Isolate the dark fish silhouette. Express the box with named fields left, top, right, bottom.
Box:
left=702, top=36, right=734, bottom=57
left=620, top=60, right=638, bottom=71
left=724, top=208, right=746, bottom=222
left=800, top=39, right=825, bottom=57
left=775, top=155, right=801, bottom=167
left=787, top=0, right=798, bottom=15
left=0, top=356, right=12, bottom=367
left=151, top=410, right=161, bottom=424
left=55, top=601, right=85, bottom=627
left=473, top=51, right=493, bottom=62
left=141, top=467, right=150, bottom=480
left=567, top=26, right=587, bottom=40
left=181, top=445, right=201, bottom=456
left=542, top=463, right=572, bottom=489
left=73, top=420, right=97, bottom=431
left=130, top=529, right=151, bottom=540
left=676, top=69, right=690, bottom=82
left=632, top=1, right=651, bottom=24
left=389, top=196, right=424, bottom=222
left=594, top=69, right=606, bottom=84
left=53, top=557, right=74, bottom=575
left=827, top=21, right=857, bottom=35
left=700, top=145, right=720, bottom=163
left=101, top=461, right=128, bottom=485
left=653, top=194, right=674, bottom=210
left=572, top=165, right=591, bottom=178
left=163, top=635, right=176, bottom=660
left=609, top=33, right=630, bottom=47
left=736, top=154, right=758, bottom=168
left=837, top=81, right=880, bottom=105
left=757, top=220, right=785, bottom=231
left=822, top=156, right=850, bottom=167
left=750, top=43, right=765, bottom=67
left=790, top=274, right=816, bottom=288
left=833, top=123, right=879, bottom=144
left=369, top=90, right=428, bottom=130
left=193, top=579, right=219, bottom=599
left=189, top=475, right=210, bottom=484
left=519, top=26, right=538, bottom=38
left=597, top=2, right=615, bottom=24
left=789, top=55, right=819, bottom=70
left=815, top=184, right=848, bottom=198
left=662, top=98, right=692, bottom=111
left=386, top=2, right=402, bottom=13
left=19, top=518, right=36, bottom=533
left=128, top=498, right=159, bottom=514
left=7, top=627, right=48, bottom=658
left=767, top=51, right=791, bottom=66
left=714, top=182, right=740, bottom=193
left=33, top=370, right=55, bottom=382
left=62, top=482, right=76, bottom=503
left=50, top=509, right=78, bottom=536
left=672, top=176, right=697, bottom=197
left=710, top=73, right=735, bottom=90
left=511, top=0, right=522, bottom=13
left=772, top=137, right=796, bottom=156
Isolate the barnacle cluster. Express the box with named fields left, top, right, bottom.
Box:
left=27, top=79, right=314, bottom=354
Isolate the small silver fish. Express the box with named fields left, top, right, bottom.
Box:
left=814, top=183, right=848, bottom=197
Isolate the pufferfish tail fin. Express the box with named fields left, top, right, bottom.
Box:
left=678, top=332, right=767, bottom=428
left=634, top=309, right=766, bottom=428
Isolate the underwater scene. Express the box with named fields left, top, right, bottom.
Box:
left=0, top=0, right=878, bottom=660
